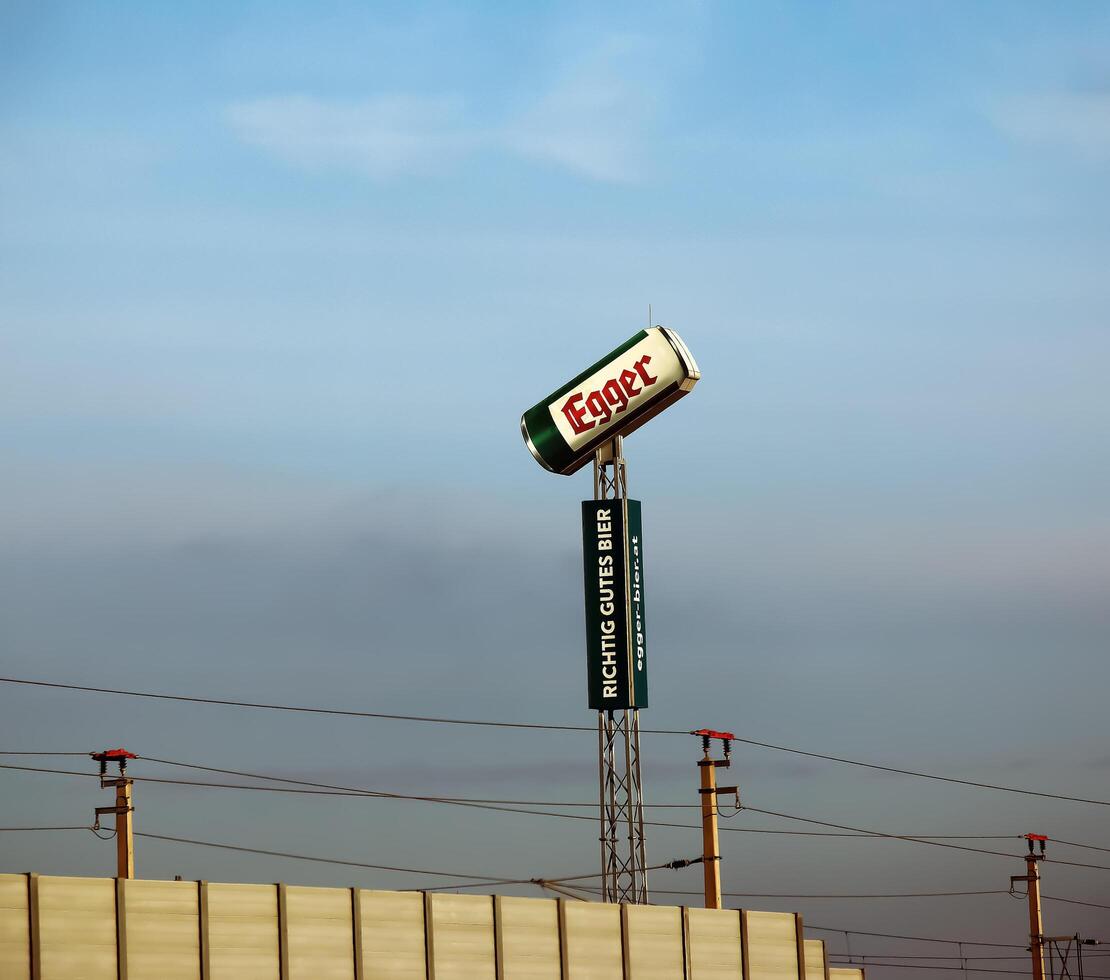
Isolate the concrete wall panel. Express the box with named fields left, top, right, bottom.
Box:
left=206, top=882, right=280, bottom=980
left=496, top=895, right=561, bottom=980
left=744, top=911, right=801, bottom=980
left=0, top=874, right=30, bottom=980
left=625, top=904, right=684, bottom=980
left=427, top=893, right=496, bottom=980
left=37, top=875, right=117, bottom=980
left=286, top=885, right=355, bottom=980
left=359, top=890, right=426, bottom=980
left=121, top=878, right=201, bottom=980
left=686, top=907, right=742, bottom=980
left=803, top=939, right=828, bottom=980
left=562, top=901, right=623, bottom=980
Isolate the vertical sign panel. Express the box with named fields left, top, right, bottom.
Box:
left=582, top=499, right=648, bottom=710
left=626, top=499, right=648, bottom=708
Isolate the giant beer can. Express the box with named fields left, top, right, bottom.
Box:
left=520, top=326, right=701, bottom=475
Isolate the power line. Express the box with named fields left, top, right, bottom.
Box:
left=131, top=756, right=1045, bottom=840
left=3, top=676, right=1108, bottom=808
left=1042, top=893, right=1110, bottom=911
left=1053, top=838, right=1110, bottom=855
left=0, top=751, right=91, bottom=756
left=620, top=887, right=1110, bottom=911
left=9, top=760, right=1110, bottom=878
left=727, top=735, right=1110, bottom=808
left=138, top=755, right=688, bottom=808
left=134, top=831, right=536, bottom=885
left=741, top=806, right=1110, bottom=872
left=829, top=954, right=1110, bottom=962
left=0, top=825, right=93, bottom=832
left=807, top=926, right=1024, bottom=949
left=636, top=888, right=1011, bottom=900
left=828, top=961, right=1110, bottom=978
left=0, top=676, right=610, bottom=732
left=14, top=815, right=1104, bottom=924
left=0, top=759, right=1023, bottom=843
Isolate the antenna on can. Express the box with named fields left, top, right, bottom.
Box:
left=648, top=303, right=652, bottom=328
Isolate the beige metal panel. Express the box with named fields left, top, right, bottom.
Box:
left=121, top=879, right=201, bottom=980
left=744, top=911, right=801, bottom=980
left=562, top=901, right=624, bottom=980
left=427, top=893, right=496, bottom=980
left=625, top=904, right=684, bottom=980
left=829, top=969, right=863, bottom=980
left=495, top=896, right=560, bottom=980
left=0, top=874, right=30, bottom=980
left=285, top=885, right=355, bottom=980
left=37, top=875, right=117, bottom=980
left=358, top=890, right=426, bottom=980
left=685, top=907, right=742, bottom=980
left=803, top=940, right=828, bottom=980
left=206, top=882, right=281, bottom=980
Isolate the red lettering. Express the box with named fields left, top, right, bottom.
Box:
left=585, top=390, right=612, bottom=425
left=561, top=393, right=593, bottom=435
left=602, top=378, right=629, bottom=415
left=558, top=351, right=661, bottom=438
left=619, top=369, right=641, bottom=399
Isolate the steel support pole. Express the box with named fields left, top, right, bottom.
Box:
left=593, top=437, right=649, bottom=904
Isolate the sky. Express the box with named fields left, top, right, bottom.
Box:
left=2, top=1, right=1110, bottom=973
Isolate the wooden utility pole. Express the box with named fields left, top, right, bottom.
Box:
left=692, top=730, right=739, bottom=910
left=92, top=749, right=136, bottom=879
left=1011, top=833, right=1047, bottom=980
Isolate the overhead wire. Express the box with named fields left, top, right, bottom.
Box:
left=134, top=831, right=536, bottom=886
left=0, top=676, right=610, bottom=732
left=827, top=962, right=1110, bottom=978
left=0, top=759, right=1028, bottom=844
left=740, top=805, right=1110, bottom=872
left=620, top=888, right=1012, bottom=900
left=0, top=825, right=96, bottom=832
left=3, top=675, right=1108, bottom=808
left=827, top=954, right=1110, bottom=962
left=11, top=813, right=1106, bottom=922
left=0, top=751, right=92, bottom=756
left=607, top=887, right=1110, bottom=910
left=806, top=926, right=1024, bottom=949
left=8, top=760, right=1110, bottom=882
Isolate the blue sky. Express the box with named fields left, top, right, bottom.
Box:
left=2, top=2, right=1109, bottom=967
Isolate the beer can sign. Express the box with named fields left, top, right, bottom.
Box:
left=582, top=499, right=648, bottom=710
left=521, top=327, right=700, bottom=475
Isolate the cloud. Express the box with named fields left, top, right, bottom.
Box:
left=987, top=89, right=1110, bottom=160
left=225, top=93, right=475, bottom=179
left=502, top=34, right=661, bottom=183
left=224, top=35, right=664, bottom=183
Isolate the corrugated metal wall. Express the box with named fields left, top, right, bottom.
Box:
left=0, top=873, right=866, bottom=980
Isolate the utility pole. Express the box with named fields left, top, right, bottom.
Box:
left=692, top=729, right=739, bottom=909
left=91, top=748, right=137, bottom=879
left=1011, top=833, right=1047, bottom=980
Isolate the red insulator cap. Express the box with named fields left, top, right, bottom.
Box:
left=92, top=748, right=137, bottom=760
left=1025, top=833, right=1049, bottom=842
left=691, top=729, right=736, bottom=741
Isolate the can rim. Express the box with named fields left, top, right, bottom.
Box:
left=520, top=413, right=557, bottom=472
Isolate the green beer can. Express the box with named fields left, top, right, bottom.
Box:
left=520, top=326, right=701, bottom=475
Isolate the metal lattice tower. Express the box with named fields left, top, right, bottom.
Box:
left=593, top=436, right=649, bottom=904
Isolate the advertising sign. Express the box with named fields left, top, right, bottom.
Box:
left=582, top=499, right=648, bottom=710
left=522, top=327, right=700, bottom=475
